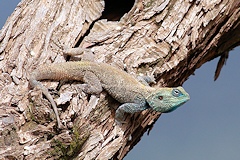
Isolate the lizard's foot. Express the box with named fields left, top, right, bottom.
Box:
left=63, top=47, right=95, bottom=62
left=114, top=119, right=127, bottom=126
left=137, top=75, right=156, bottom=86
left=115, top=109, right=127, bottom=125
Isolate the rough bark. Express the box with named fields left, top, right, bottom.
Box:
left=0, top=0, right=239, bottom=159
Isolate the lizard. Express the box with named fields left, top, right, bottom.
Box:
left=29, top=60, right=190, bottom=128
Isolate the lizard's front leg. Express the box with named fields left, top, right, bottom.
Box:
left=115, top=103, right=149, bottom=124
left=137, top=75, right=156, bottom=86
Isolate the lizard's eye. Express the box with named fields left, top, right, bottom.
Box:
left=172, top=89, right=182, bottom=97
left=159, top=96, right=163, bottom=100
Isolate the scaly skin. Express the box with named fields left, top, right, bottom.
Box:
left=29, top=61, right=190, bottom=128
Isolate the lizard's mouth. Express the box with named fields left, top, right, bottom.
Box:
left=162, top=101, right=188, bottom=113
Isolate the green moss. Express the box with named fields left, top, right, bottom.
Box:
left=50, top=127, right=90, bottom=159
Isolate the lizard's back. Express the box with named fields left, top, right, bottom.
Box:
left=78, top=61, right=153, bottom=103
left=31, top=61, right=153, bottom=103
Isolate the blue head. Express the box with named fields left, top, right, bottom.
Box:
left=147, top=86, right=190, bottom=113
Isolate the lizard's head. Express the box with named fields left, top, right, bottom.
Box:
left=146, top=86, right=190, bottom=113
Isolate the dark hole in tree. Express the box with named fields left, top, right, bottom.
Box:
left=75, top=0, right=134, bottom=47
left=101, top=0, right=135, bottom=21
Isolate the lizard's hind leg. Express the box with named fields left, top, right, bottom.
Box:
left=81, top=71, right=103, bottom=94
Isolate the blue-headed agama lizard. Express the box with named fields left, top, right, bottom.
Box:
left=29, top=60, right=190, bottom=128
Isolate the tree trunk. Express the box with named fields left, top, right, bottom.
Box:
left=0, top=0, right=239, bottom=159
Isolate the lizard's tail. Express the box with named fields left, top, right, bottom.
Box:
left=29, top=78, right=62, bottom=128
